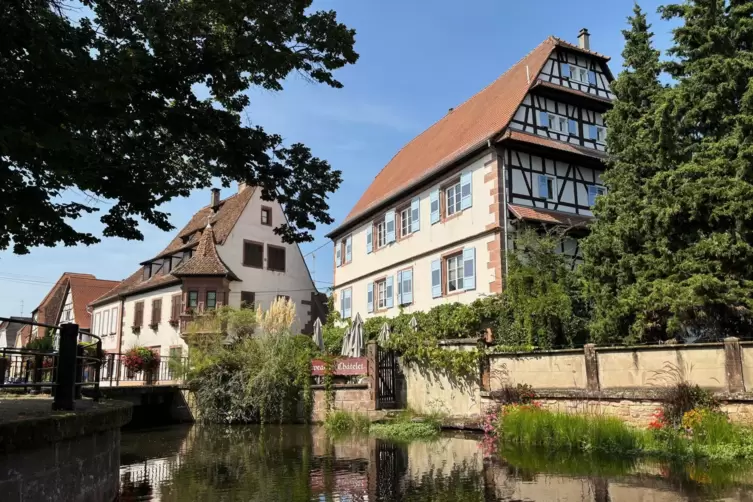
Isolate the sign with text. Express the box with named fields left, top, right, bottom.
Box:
left=311, top=357, right=368, bottom=376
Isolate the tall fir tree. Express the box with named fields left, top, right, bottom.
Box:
left=580, top=4, right=668, bottom=343
left=585, top=0, right=753, bottom=342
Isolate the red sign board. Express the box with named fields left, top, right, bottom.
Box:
left=311, top=357, right=368, bottom=376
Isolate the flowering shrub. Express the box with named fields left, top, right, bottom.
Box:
left=648, top=409, right=666, bottom=430
left=123, top=347, right=160, bottom=373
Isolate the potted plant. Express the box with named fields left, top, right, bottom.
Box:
left=123, top=346, right=160, bottom=384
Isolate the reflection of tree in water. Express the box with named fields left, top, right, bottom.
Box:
left=158, top=425, right=315, bottom=502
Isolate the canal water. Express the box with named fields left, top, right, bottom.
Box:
left=119, top=424, right=753, bottom=501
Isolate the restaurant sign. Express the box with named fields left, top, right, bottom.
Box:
left=311, top=357, right=368, bottom=376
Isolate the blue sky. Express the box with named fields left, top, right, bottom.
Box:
left=0, top=0, right=674, bottom=317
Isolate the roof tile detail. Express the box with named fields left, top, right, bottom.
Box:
left=508, top=204, right=593, bottom=226
left=172, top=225, right=238, bottom=278
left=338, top=38, right=558, bottom=228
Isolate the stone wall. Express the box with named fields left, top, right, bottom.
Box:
left=310, top=384, right=375, bottom=422
left=405, top=337, right=753, bottom=427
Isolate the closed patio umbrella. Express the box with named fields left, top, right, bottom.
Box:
left=312, top=318, right=324, bottom=352
left=409, top=316, right=419, bottom=332
left=340, top=324, right=352, bottom=357
left=351, top=313, right=364, bottom=357
left=378, top=322, right=391, bottom=344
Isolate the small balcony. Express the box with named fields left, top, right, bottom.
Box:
left=178, top=303, right=227, bottom=344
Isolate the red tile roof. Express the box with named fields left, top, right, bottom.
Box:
left=91, top=188, right=255, bottom=306
left=172, top=225, right=239, bottom=278
left=333, top=38, right=558, bottom=232
left=508, top=204, right=593, bottom=227
left=330, top=36, right=612, bottom=237
left=497, top=130, right=608, bottom=160
left=68, top=277, right=121, bottom=329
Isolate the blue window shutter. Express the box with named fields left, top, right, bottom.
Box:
left=588, top=70, right=597, bottom=85
left=460, top=171, right=472, bottom=210
left=366, top=225, right=373, bottom=254
left=588, top=185, right=598, bottom=207
left=411, top=197, right=420, bottom=233
left=385, top=209, right=396, bottom=243
left=568, top=119, right=578, bottom=136
left=396, top=271, right=403, bottom=306
left=463, top=248, right=476, bottom=291
left=430, top=189, right=440, bottom=224
left=367, top=283, right=374, bottom=313
left=344, top=289, right=351, bottom=318
left=561, top=64, right=571, bottom=78
left=538, top=174, right=550, bottom=199
left=431, top=260, right=442, bottom=298
left=386, top=276, right=394, bottom=308
left=345, top=236, right=352, bottom=263
left=588, top=125, right=598, bottom=140
left=403, top=269, right=413, bottom=305
left=539, top=111, right=549, bottom=128
left=335, top=245, right=342, bottom=267
left=340, top=292, right=344, bottom=319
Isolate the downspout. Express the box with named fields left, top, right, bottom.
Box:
left=488, top=139, right=510, bottom=284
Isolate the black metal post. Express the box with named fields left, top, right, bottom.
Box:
left=75, top=344, right=84, bottom=400
left=93, top=340, right=102, bottom=402
left=53, top=323, right=78, bottom=410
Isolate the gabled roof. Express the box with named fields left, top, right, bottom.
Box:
left=91, top=188, right=255, bottom=306
left=172, top=225, right=239, bottom=279
left=328, top=35, right=611, bottom=238
left=68, top=277, right=121, bottom=329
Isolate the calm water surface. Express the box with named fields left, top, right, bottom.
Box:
left=118, top=424, right=753, bottom=501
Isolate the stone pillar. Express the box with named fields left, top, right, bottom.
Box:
left=367, top=342, right=378, bottom=410
left=584, top=344, right=600, bottom=392
left=724, top=337, right=745, bottom=393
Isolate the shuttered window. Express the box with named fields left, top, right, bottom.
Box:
left=151, top=299, right=162, bottom=325
left=267, top=245, right=286, bottom=272
left=243, top=241, right=264, bottom=268
left=170, top=295, right=181, bottom=321
left=134, top=301, right=144, bottom=327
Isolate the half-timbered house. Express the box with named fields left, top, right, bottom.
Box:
left=327, top=29, right=613, bottom=320
left=89, top=185, right=327, bottom=359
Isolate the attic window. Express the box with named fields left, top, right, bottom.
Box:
left=143, top=265, right=151, bottom=280
left=261, top=206, right=272, bottom=226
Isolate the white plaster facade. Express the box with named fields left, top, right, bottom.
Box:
left=333, top=152, right=500, bottom=320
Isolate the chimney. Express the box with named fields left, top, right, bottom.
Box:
left=210, top=188, right=220, bottom=211
left=578, top=28, right=590, bottom=50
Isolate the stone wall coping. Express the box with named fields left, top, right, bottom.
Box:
left=594, top=342, right=726, bottom=353
left=481, top=387, right=753, bottom=402
left=0, top=399, right=132, bottom=455
left=310, top=383, right=368, bottom=391
left=487, top=347, right=583, bottom=357
left=438, top=338, right=482, bottom=346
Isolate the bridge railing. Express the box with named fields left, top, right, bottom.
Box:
left=0, top=319, right=102, bottom=410
left=101, top=353, right=189, bottom=387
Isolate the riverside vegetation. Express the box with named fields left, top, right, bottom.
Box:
left=482, top=382, right=753, bottom=463
left=323, top=409, right=442, bottom=442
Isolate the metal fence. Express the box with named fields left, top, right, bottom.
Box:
left=102, top=353, right=189, bottom=387
left=0, top=319, right=102, bottom=410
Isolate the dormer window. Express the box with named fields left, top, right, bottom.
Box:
left=143, top=264, right=151, bottom=280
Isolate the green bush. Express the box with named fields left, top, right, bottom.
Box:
left=369, top=421, right=440, bottom=442
left=323, top=410, right=370, bottom=435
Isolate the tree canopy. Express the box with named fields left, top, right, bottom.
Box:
left=583, top=0, right=753, bottom=343
left=1, top=0, right=358, bottom=253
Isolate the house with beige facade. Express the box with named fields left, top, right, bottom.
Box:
left=89, top=185, right=327, bottom=359
left=327, top=30, right=614, bottom=320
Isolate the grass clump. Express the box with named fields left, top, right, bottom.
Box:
left=324, top=410, right=370, bottom=435
left=369, top=421, right=440, bottom=442
left=498, top=404, right=641, bottom=454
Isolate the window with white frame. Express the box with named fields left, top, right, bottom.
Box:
left=538, top=174, right=557, bottom=201
left=447, top=254, right=464, bottom=292
left=547, top=113, right=569, bottom=134
left=375, top=220, right=386, bottom=249
left=570, top=65, right=589, bottom=83
left=400, top=207, right=412, bottom=237
left=595, top=126, right=607, bottom=143
left=445, top=180, right=462, bottom=217
left=376, top=279, right=387, bottom=309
